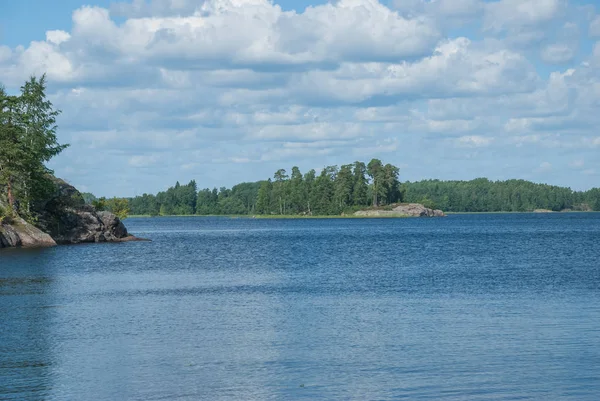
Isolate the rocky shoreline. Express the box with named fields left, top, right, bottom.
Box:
left=0, top=178, right=144, bottom=249
left=354, top=203, right=446, bottom=217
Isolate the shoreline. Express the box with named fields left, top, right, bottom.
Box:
left=125, top=210, right=599, bottom=219
left=126, top=214, right=414, bottom=219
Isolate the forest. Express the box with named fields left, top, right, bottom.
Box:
left=113, top=162, right=600, bottom=216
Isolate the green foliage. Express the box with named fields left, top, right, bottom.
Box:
left=92, top=197, right=107, bottom=211
left=0, top=203, right=7, bottom=222
left=402, top=178, right=598, bottom=212
left=419, top=197, right=437, bottom=210
left=125, top=161, right=600, bottom=217
left=105, top=197, right=130, bottom=220
left=352, top=162, right=369, bottom=207
left=584, top=188, right=600, bottom=211
left=256, top=179, right=273, bottom=215
left=127, top=159, right=403, bottom=216
left=0, top=75, right=68, bottom=215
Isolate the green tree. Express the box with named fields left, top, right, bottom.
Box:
left=352, top=161, right=369, bottom=206
left=256, top=179, right=273, bottom=215
left=196, top=188, right=219, bottom=215
left=382, top=163, right=400, bottom=205
left=92, top=197, right=107, bottom=211
left=0, top=76, right=68, bottom=218
left=367, top=159, right=384, bottom=207
left=289, top=166, right=304, bottom=214
left=231, top=182, right=261, bottom=214
left=303, top=169, right=316, bottom=214
left=105, top=197, right=130, bottom=220
left=311, top=166, right=336, bottom=215
left=0, top=89, right=25, bottom=212
left=273, top=169, right=289, bottom=214
left=334, top=164, right=354, bottom=210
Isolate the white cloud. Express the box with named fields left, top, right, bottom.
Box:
left=45, top=30, right=71, bottom=45
left=2, top=0, right=599, bottom=196
left=541, top=43, right=575, bottom=64
left=484, top=0, right=564, bottom=33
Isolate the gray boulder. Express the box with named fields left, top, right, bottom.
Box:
left=0, top=177, right=142, bottom=249
left=0, top=217, right=57, bottom=249
left=33, top=178, right=138, bottom=245
left=354, top=203, right=446, bottom=217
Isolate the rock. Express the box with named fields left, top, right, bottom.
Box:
left=533, top=209, right=553, bottom=213
left=1, top=177, right=143, bottom=249
left=354, top=203, right=446, bottom=217
left=35, top=205, right=129, bottom=244
left=0, top=217, right=57, bottom=249
left=34, top=179, right=140, bottom=244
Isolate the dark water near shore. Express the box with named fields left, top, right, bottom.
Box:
left=1, top=214, right=600, bottom=400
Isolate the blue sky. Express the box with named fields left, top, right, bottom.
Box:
left=1, top=0, right=600, bottom=197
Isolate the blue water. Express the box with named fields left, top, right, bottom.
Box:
left=1, top=214, right=600, bottom=400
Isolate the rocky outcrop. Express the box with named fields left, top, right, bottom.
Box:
left=1, top=177, right=142, bottom=249
left=354, top=203, right=446, bottom=217
left=0, top=217, right=57, bottom=249
left=35, top=205, right=133, bottom=244
left=33, top=178, right=140, bottom=245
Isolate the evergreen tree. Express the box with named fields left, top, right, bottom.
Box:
left=352, top=161, right=369, bottom=206
left=311, top=166, right=336, bottom=215
left=304, top=169, right=316, bottom=215
left=382, top=163, right=400, bottom=205
left=273, top=169, right=289, bottom=215
left=0, top=76, right=68, bottom=215
left=367, top=159, right=384, bottom=207
left=256, top=179, right=273, bottom=215
left=289, top=166, right=304, bottom=214
left=334, top=164, right=354, bottom=210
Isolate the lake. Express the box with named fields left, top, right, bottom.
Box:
left=1, top=214, right=600, bottom=400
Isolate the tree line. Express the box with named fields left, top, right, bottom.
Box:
left=403, top=179, right=600, bottom=212
left=123, top=160, right=402, bottom=216
left=120, top=163, right=600, bottom=216
left=0, top=75, right=68, bottom=219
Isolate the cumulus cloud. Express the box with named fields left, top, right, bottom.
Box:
left=483, top=0, right=564, bottom=34
left=1, top=0, right=599, bottom=196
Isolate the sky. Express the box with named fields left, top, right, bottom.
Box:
left=1, top=0, right=600, bottom=197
